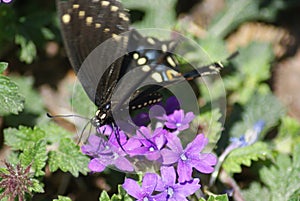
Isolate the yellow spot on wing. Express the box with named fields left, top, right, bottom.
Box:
left=79, top=11, right=85, bottom=18
left=111, top=5, right=119, bottom=12
left=101, top=1, right=110, bottom=7
left=62, top=14, right=71, bottom=24
left=86, top=17, right=93, bottom=26
left=73, top=4, right=79, bottom=9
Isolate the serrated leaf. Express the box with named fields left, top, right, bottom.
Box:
left=99, top=191, right=110, bottom=201
left=39, top=122, right=73, bottom=144
left=10, top=76, right=45, bottom=115
left=0, top=62, right=8, bottom=74
left=0, top=75, right=24, bottom=115
left=53, top=196, right=72, bottom=201
left=19, top=140, right=48, bottom=176
left=207, top=194, right=229, bottom=201
left=259, top=145, right=300, bottom=201
left=29, top=178, right=44, bottom=193
left=223, top=142, right=273, bottom=174
left=48, top=138, right=89, bottom=177
left=4, top=126, right=46, bottom=151
left=109, top=185, right=133, bottom=201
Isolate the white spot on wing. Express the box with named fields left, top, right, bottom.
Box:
left=62, top=14, right=71, bottom=24
left=151, top=72, right=163, bottom=82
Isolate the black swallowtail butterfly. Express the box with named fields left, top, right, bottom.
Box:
left=56, top=0, right=226, bottom=139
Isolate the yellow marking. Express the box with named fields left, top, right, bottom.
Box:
left=147, top=37, right=155, bottom=45
left=167, top=56, right=176, bottom=67
left=78, top=11, right=85, bottom=18
left=133, top=53, right=139, bottom=60
left=86, top=17, right=93, bottom=26
left=153, top=99, right=157, bottom=103
left=73, top=4, right=79, bottom=9
left=111, top=5, right=119, bottom=12
left=100, top=113, right=106, bottom=119
left=96, top=110, right=101, bottom=116
left=119, top=13, right=129, bottom=21
left=162, top=44, right=168, bottom=52
left=137, top=57, right=147, bottom=65
left=62, top=14, right=71, bottom=24
left=151, top=72, right=163, bottom=82
left=132, top=106, right=136, bottom=110
left=112, top=33, right=121, bottom=41
left=149, top=100, right=153, bottom=104
left=166, top=70, right=180, bottom=80
left=138, top=104, right=142, bottom=108
left=101, top=1, right=110, bottom=6
left=104, top=28, right=110, bottom=32
left=95, top=23, right=101, bottom=28
left=142, top=65, right=151, bottom=72
left=143, top=102, right=147, bottom=106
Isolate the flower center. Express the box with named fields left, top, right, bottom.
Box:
left=143, top=197, right=149, bottom=201
left=176, top=123, right=182, bottom=127
left=149, top=147, right=155, bottom=152
left=167, top=187, right=174, bottom=197
left=180, top=153, right=188, bottom=161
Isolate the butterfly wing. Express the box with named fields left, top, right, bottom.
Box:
left=57, top=0, right=130, bottom=106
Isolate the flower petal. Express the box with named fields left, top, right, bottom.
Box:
left=177, top=160, right=193, bottom=183
left=161, top=149, right=179, bottom=165
left=115, top=157, right=134, bottom=172
left=175, top=178, right=200, bottom=196
left=123, top=178, right=143, bottom=199
left=185, top=134, right=208, bottom=154
left=193, top=153, right=217, bottom=174
left=142, top=173, right=158, bottom=195
left=88, top=158, right=106, bottom=172
left=161, top=166, right=176, bottom=185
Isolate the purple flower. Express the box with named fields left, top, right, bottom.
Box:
left=161, top=110, right=195, bottom=131
left=123, top=173, right=158, bottom=201
left=154, top=166, right=200, bottom=201
left=161, top=134, right=217, bottom=182
left=125, top=127, right=167, bottom=160
left=81, top=134, right=134, bottom=172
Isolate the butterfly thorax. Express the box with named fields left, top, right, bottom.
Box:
left=91, top=103, right=113, bottom=127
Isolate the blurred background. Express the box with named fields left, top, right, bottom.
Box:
left=1, top=0, right=300, bottom=200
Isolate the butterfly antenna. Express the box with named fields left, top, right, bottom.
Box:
left=47, top=113, right=90, bottom=120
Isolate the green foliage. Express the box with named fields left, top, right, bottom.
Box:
left=259, top=145, right=300, bottom=201
left=241, top=182, right=271, bottom=201
left=222, top=142, right=273, bottom=174
left=48, top=138, right=90, bottom=177
left=274, top=116, right=300, bottom=154
left=199, top=194, right=229, bottom=201
left=10, top=76, right=45, bottom=115
left=230, top=93, right=285, bottom=138
left=4, top=124, right=89, bottom=178
left=0, top=62, right=24, bottom=115
left=194, top=109, right=223, bottom=151
left=53, top=196, right=72, bottom=201
left=99, top=185, right=133, bottom=201
left=122, top=0, right=176, bottom=29
left=208, top=0, right=296, bottom=38
left=15, top=35, right=37, bottom=64
left=225, top=42, right=274, bottom=105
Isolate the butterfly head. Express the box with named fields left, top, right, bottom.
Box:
left=92, top=103, right=112, bottom=127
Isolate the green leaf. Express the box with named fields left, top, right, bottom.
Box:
left=208, top=0, right=290, bottom=38
left=241, top=182, right=271, bottom=201
left=19, top=140, right=48, bottom=176
left=230, top=93, right=285, bottom=139
left=225, top=42, right=274, bottom=105
left=223, top=142, right=273, bottom=174
left=109, top=185, right=133, bottom=201
left=259, top=145, right=300, bottom=201
left=4, top=126, right=46, bottom=151
left=0, top=62, right=8, bottom=74
left=207, top=194, right=229, bottom=201
left=39, top=122, right=73, bottom=144
left=99, top=191, right=111, bottom=201
left=53, top=196, right=72, bottom=201
left=274, top=116, right=300, bottom=154
left=0, top=75, right=24, bottom=115
left=15, top=34, right=37, bottom=64
left=48, top=138, right=90, bottom=177
left=29, top=178, right=44, bottom=193
left=10, top=76, right=45, bottom=115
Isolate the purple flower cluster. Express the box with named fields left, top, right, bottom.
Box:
left=81, top=109, right=217, bottom=200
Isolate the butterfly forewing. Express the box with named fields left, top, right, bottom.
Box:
left=57, top=0, right=130, bottom=106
